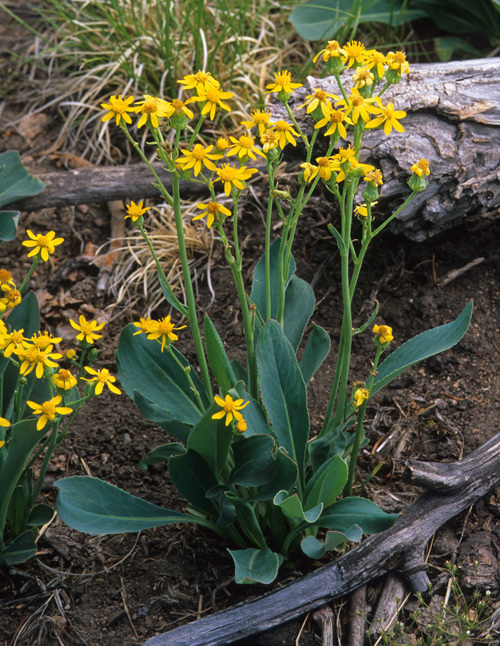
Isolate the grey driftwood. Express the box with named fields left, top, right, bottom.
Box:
left=141, top=431, right=500, bottom=646
left=10, top=59, right=500, bottom=241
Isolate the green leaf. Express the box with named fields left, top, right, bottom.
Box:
left=282, top=274, right=316, bottom=351
left=226, top=494, right=268, bottom=549
left=301, top=525, right=363, bottom=559
left=250, top=447, right=298, bottom=502
left=320, top=497, right=399, bottom=534
left=204, top=315, right=237, bottom=393
left=187, top=404, right=233, bottom=475
left=0, top=211, right=20, bottom=242
left=117, top=324, right=208, bottom=427
left=308, top=418, right=354, bottom=472
left=227, top=547, right=284, bottom=584
left=256, top=320, right=309, bottom=486
left=168, top=450, right=219, bottom=517
left=0, top=530, right=37, bottom=566
left=289, top=0, right=427, bottom=41
left=274, top=490, right=323, bottom=524
left=229, top=434, right=276, bottom=487
left=251, top=238, right=295, bottom=322
left=299, top=323, right=330, bottom=384
left=304, top=454, right=348, bottom=511
left=239, top=389, right=272, bottom=438
left=27, top=503, right=54, bottom=527
left=55, top=476, right=216, bottom=533
left=433, top=36, right=482, bottom=62
left=205, top=486, right=237, bottom=527
left=372, top=301, right=472, bottom=395
left=139, top=442, right=186, bottom=470
left=0, top=151, right=45, bottom=209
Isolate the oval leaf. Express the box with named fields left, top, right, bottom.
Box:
left=227, top=547, right=284, bottom=585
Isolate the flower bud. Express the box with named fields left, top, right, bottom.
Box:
left=88, top=348, right=99, bottom=363
left=325, top=57, right=345, bottom=74
left=408, top=173, right=428, bottom=193
left=170, top=113, right=188, bottom=131
left=362, top=184, right=379, bottom=202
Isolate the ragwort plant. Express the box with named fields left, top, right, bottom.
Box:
left=55, top=41, right=472, bottom=585
left=0, top=223, right=121, bottom=566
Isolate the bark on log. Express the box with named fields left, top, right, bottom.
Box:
left=142, top=431, right=500, bottom=646
left=273, top=58, right=500, bottom=241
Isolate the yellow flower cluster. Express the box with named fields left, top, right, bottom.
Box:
left=212, top=393, right=248, bottom=432
left=133, top=315, right=187, bottom=352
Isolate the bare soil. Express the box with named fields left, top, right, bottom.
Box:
left=1, top=6, right=500, bottom=646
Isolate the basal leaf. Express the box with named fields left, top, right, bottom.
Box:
left=227, top=547, right=284, bottom=584
left=320, top=497, right=399, bottom=534
left=304, top=454, right=348, bottom=510
left=274, top=490, right=323, bottom=524
left=0, top=151, right=45, bottom=209
left=299, top=323, right=331, bottom=384
left=0, top=530, right=37, bottom=566
left=229, top=434, right=276, bottom=487
left=301, top=525, right=363, bottom=559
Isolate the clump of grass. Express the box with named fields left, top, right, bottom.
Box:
left=3, top=0, right=310, bottom=162
left=105, top=203, right=214, bottom=317
left=373, top=561, right=499, bottom=646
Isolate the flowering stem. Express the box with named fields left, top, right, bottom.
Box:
left=171, top=172, right=212, bottom=398
left=265, top=162, right=276, bottom=320
left=30, top=420, right=60, bottom=506
left=371, top=191, right=417, bottom=237
left=167, top=345, right=204, bottom=412
left=18, top=256, right=41, bottom=295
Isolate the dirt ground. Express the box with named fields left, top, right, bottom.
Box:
left=1, top=6, right=500, bottom=646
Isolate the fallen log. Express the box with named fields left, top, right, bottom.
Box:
left=142, top=431, right=500, bottom=646
left=274, top=57, right=500, bottom=241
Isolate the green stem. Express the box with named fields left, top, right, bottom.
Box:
left=171, top=172, right=212, bottom=398
left=371, top=192, right=417, bottom=238
left=167, top=345, right=204, bottom=412
left=265, top=162, right=275, bottom=320
left=30, top=420, right=60, bottom=506
left=18, top=256, right=41, bottom=295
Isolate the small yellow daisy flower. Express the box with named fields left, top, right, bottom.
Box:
left=211, top=394, right=249, bottom=426
left=82, top=367, right=121, bottom=395
left=22, top=230, right=64, bottom=262
left=241, top=109, right=272, bottom=135
left=27, top=395, right=73, bottom=431
left=175, top=144, right=222, bottom=176
left=0, top=288, right=22, bottom=312
left=132, top=317, right=157, bottom=336
left=313, top=40, right=347, bottom=63
left=133, top=95, right=173, bottom=129
left=169, top=98, right=194, bottom=120
left=236, top=419, right=248, bottom=433
left=355, top=201, right=378, bottom=218
left=364, top=169, right=384, bottom=186
left=299, top=162, right=318, bottom=183
left=265, top=70, right=302, bottom=95
left=386, top=51, right=410, bottom=75
left=191, top=85, right=233, bottom=120
left=352, top=67, right=375, bottom=89
left=0, top=417, right=10, bottom=427
left=69, top=315, right=106, bottom=344
left=336, top=88, right=379, bottom=124
left=273, top=120, right=300, bottom=148
left=353, top=388, right=370, bottom=407
left=30, top=331, right=62, bottom=349
left=101, top=95, right=135, bottom=126
left=373, top=324, right=394, bottom=344
left=342, top=40, right=367, bottom=69
left=178, top=71, right=220, bottom=94
left=146, top=316, right=187, bottom=352
left=260, top=129, right=281, bottom=154
left=411, top=159, right=430, bottom=177
left=193, top=202, right=232, bottom=228
left=299, top=88, right=339, bottom=117
left=364, top=49, right=387, bottom=80
left=366, top=102, right=406, bottom=135
left=315, top=157, right=338, bottom=182
left=215, top=164, right=258, bottom=196
left=0, top=269, right=16, bottom=290
left=19, top=344, right=62, bottom=379
left=227, top=133, right=266, bottom=160
left=125, top=200, right=151, bottom=222
left=53, top=368, right=78, bottom=391
left=314, top=106, right=352, bottom=139
left=0, top=329, right=26, bottom=357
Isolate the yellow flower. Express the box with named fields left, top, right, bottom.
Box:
left=260, top=129, right=280, bottom=154
left=27, top=395, right=73, bottom=431
left=212, top=394, right=249, bottom=426
left=191, top=85, right=233, bottom=120
left=315, top=156, right=338, bottom=182
left=236, top=418, right=248, bottom=433
left=215, top=164, right=258, bottom=196
left=227, top=133, right=266, bottom=160
left=0, top=329, right=26, bottom=357
left=364, top=169, right=384, bottom=186
left=411, top=159, right=430, bottom=177
left=30, top=331, right=62, bottom=349
left=352, top=67, right=374, bottom=89
left=373, top=324, right=394, bottom=344
left=386, top=51, right=410, bottom=75
left=193, top=201, right=232, bottom=228
left=265, top=70, right=302, bottom=95
left=313, top=40, right=347, bottom=63
left=336, top=88, right=379, bottom=124
left=353, top=388, right=370, bottom=407
left=299, top=88, right=339, bottom=118
left=342, top=40, right=367, bottom=68
left=69, top=315, right=106, bottom=344
left=0, top=288, right=22, bottom=312
left=241, top=110, right=272, bottom=135
left=314, top=106, right=352, bottom=139
left=215, top=137, right=230, bottom=153
left=101, top=94, right=135, bottom=126
left=0, top=417, right=10, bottom=427
left=65, top=349, right=77, bottom=360
left=19, top=344, right=62, bottom=379
left=0, top=269, right=16, bottom=290
left=355, top=201, right=378, bottom=218
left=22, top=230, right=64, bottom=262
left=175, top=144, right=222, bottom=176
left=83, top=367, right=121, bottom=395
left=178, top=71, right=220, bottom=94
left=146, top=316, right=187, bottom=352
left=366, top=102, right=406, bottom=135
left=170, top=98, right=194, bottom=120
left=299, top=162, right=318, bottom=183
left=273, top=120, right=299, bottom=148
left=133, top=95, right=173, bottom=129
left=125, top=200, right=151, bottom=222
left=364, top=50, right=387, bottom=80
left=132, top=317, right=157, bottom=336
left=53, top=368, right=78, bottom=391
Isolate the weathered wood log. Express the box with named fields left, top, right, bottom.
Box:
left=142, top=431, right=500, bottom=646
left=8, top=162, right=210, bottom=211
left=274, top=57, right=500, bottom=241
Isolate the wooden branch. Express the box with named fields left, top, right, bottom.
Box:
left=274, top=58, right=500, bottom=241
left=142, top=431, right=500, bottom=646
left=8, top=162, right=210, bottom=211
